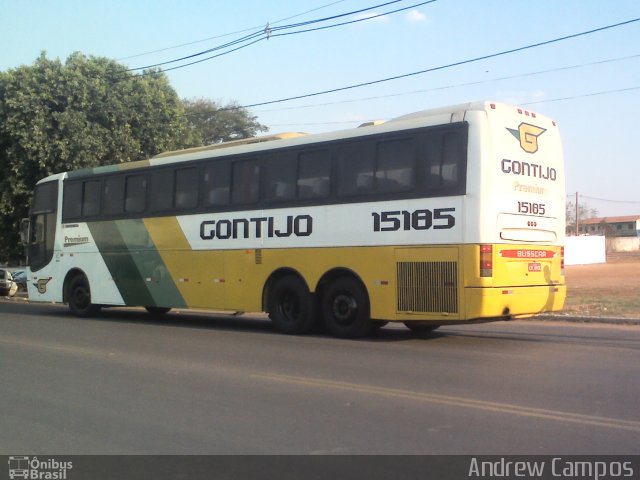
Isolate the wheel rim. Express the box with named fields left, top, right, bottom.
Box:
left=331, top=293, right=358, bottom=326
left=279, top=290, right=301, bottom=323
left=73, top=284, right=90, bottom=310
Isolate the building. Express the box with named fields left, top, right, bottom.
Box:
left=576, top=215, right=640, bottom=237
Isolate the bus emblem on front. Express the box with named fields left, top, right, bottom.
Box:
left=34, top=277, right=52, bottom=294
left=507, top=123, right=546, bottom=154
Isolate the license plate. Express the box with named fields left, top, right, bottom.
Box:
left=528, top=263, right=542, bottom=272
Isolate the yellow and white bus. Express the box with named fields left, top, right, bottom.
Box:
left=24, top=101, right=566, bottom=338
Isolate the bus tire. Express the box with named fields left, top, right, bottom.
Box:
left=371, top=320, right=388, bottom=331
left=322, top=277, right=372, bottom=339
left=145, top=306, right=171, bottom=316
left=404, top=322, right=440, bottom=334
left=268, top=275, right=317, bottom=335
left=67, top=274, right=101, bottom=317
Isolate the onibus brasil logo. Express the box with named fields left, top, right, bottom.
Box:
left=8, top=456, right=73, bottom=479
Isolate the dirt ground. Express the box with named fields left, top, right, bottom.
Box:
left=563, top=252, right=640, bottom=318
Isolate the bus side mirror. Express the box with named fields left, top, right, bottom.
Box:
left=19, top=218, right=30, bottom=245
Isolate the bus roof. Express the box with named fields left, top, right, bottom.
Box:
left=152, top=132, right=308, bottom=159
left=40, top=101, right=554, bottom=184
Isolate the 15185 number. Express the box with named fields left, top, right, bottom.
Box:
left=518, top=201, right=546, bottom=215
left=372, top=208, right=456, bottom=232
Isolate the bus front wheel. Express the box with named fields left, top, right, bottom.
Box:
left=67, top=274, right=101, bottom=317
left=268, top=275, right=317, bottom=335
left=322, top=277, right=372, bottom=339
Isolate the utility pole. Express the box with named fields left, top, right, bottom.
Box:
left=575, top=192, right=579, bottom=236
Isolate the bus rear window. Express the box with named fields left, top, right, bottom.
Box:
left=425, top=129, right=466, bottom=192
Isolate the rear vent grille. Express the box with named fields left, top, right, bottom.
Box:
left=397, top=261, right=458, bottom=313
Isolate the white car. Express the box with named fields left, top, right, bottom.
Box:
left=0, top=269, right=18, bottom=297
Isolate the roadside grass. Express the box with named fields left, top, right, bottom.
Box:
left=562, top=289, right=640, bottom=318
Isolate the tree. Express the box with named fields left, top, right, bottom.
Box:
left=0, top=52, right=193, bottom=262
left=182, top=98, right=267, bottom=146
left=565, top=199, right=598, bottom=235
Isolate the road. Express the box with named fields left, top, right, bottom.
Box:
left=1, top=301, right=639, bottom=454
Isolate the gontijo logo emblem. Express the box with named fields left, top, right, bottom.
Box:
left=507, top=122, right=546, bottom=154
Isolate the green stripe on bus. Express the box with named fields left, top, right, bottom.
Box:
left=115, top=219, right=187, bottom=309
left=87, top=220, right=155, bottom=306
left=87, top=220, right=186, bottom=308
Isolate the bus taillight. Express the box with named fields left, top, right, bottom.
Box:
left=561, top=246, right=565, bottom=275
left=480, top=245, right=493, bottom=277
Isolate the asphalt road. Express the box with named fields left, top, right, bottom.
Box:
left=1, top=301, right=639, bottom=454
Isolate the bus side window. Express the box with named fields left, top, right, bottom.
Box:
left=298, top=150, right=331, bottom=200
left=125, top=174, right=147, bottom=213
left=440, top=132, right=461, bottom=187
left=425, top=130, right=465, bottom=191
left=104, top=176, right=125, bottom=215
left=375, top=138, right=415, bottom=193
left=264, top=155, right=296, bottom=203
left=232, top=159, right=260, bottom=205
left=63, top=182, right=82, bottom=220
left=149, top=170, right=173, bottom=212
left=81, top=180, right=101, bottom=217
left=175, top=167, right=199, bottom=209
left=337, top=142, right=375, bottom=196
left=203, top=163, right=231, bottom=207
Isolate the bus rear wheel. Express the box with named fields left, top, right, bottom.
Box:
left=322, top=277, right=372, bottom=339
left=268, top=275, right=317, bottom=335
left=67, top=274, right=101, bottom=317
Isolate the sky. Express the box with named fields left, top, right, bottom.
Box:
left=1, top=0, right=640, bottom=217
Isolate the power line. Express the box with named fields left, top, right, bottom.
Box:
left=270, top=0, right=435, bottom=37
left=522, top=85, right=640, bottom=106
left=117, top=0, right=350, bottom=61
left=155, top=0, right=437, bottom=74
left=252, top=53, right=640, bottom=114
left=128, top=0, right=410, bottom=72
left=171, top=18, right=640, bottom=123
left=265, top=84, right=640, bottom=127
left=580, top=195, right=640, bottom=205
left=229, top=16, right=640, bottom=110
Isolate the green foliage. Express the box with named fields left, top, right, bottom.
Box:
left=0, top=53, right=269, bottom=263
left=566, top=200, right=598, bottom=235
left=0, top=52, right=194, bottom=262
left=182, top=97, right=267, bottom=146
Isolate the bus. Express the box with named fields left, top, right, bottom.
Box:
left=23, top=101, right=566, bottom=338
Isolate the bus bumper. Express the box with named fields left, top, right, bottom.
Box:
left=464, top=284, right=566, bottom=319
